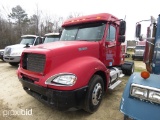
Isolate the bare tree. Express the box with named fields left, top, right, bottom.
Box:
left=34, top=4, right=41, bottom=35
left=0, top=4, right=71, bottom=48
left=67, top=12, right=83, bottom=19
left=52, top=15, right=64, bottom=32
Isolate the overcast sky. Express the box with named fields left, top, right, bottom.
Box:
left=0, top=0, right=159, bottom=40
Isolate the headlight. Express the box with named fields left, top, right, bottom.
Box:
left=148, top=90, right=160, bottom=104
left=131, top=86, right=148, bottom=100
left=4, top=47, right=11, bottom=55
left=45, top=73, right=77, bottom=86
left=130, top=83, right=160, bottom=104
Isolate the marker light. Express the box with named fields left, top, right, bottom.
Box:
left=96, top=16, right=101, bottom=19
left=141, top=71, right=150, bottom=79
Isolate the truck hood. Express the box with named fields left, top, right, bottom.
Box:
left=25, top=41, right=100, bottom=57
left=4, top=44, right=32, bottom=56
left=6, top=44, right=33, bottom=49
left=0, top=49, right=4, bottom=52
left=129, top=72, right=160, bottom=88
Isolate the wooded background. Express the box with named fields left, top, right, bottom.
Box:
left=0, top=5, right=81, bottom=49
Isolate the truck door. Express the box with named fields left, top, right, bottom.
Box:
left=105, top=24, right=117, bottom=66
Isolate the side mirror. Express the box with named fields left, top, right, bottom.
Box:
left=118, top=35, right=125, bottom=42
left=25, top=43, right=30, bottom=48
left=139, top=34, right=144, bottom=41
left=119, top=21, right=126, bottom=35
left=135, top=24, right=141, bottom=38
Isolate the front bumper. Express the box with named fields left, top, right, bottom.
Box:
left=3, top=56, right=20, bottom=62
left=19, top=77, right=88, bottom=111
left=0, top=55, right=3, bottom=60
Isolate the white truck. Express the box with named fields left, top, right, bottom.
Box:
left=0, top=49, right=4, bottom=61
left=3, top=35, right=43, bottom=66
left=43, top=33, right=60, bottom=43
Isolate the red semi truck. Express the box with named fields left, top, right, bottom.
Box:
left=17, top=13, right=134, bottom=113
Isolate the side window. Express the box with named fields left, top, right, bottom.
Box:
left=35, top=37, right=42, bottom=45
left=106, top=25, right=116, bottom=41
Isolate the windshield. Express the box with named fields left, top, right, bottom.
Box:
left=60, top=22, right=106, bottom=41
left=136, top=46, right=145, bottom=50
left=20, top=37, right=35, bottom=45
left=43, top=36, right=60, bottom=43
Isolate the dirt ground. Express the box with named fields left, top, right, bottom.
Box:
left=0, top=59, right=145, bottom=120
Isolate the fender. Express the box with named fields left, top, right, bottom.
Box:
left=120, top=73, right=160, bottom=120
left=40, top=56, right=109, bottom=91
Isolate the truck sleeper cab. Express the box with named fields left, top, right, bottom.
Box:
left=4, top=35, right=43, bottom=66
left=17, top=13, right=134, bottom=113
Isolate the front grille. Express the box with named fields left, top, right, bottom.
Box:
left=4, top=47, right=11, bottom=56
left=135, top=51, right=144, bottom=56
left=22, top=53, right=46, bottom=73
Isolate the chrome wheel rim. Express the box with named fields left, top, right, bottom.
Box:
left=92, top=83, right=102, bottom=105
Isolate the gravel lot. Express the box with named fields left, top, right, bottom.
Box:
left=0, top=59, right=145, bottom=120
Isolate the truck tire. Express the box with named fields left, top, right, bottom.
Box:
left=84, top=75, right=104, bottom=113
left=124, top=115, right=133, bottom=120
left=9, top=62, right=19, bottom=66
left=127, top=64, right=134, bottom=75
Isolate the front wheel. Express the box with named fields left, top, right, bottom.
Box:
left=9, top=62, right=19, bottom=66
left=84, top=75, right=104, bottom=113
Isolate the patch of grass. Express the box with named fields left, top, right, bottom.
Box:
left=135, top=67, right=146, bottom=72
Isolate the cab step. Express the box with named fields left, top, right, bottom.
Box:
left=109, top=80, right=122, bottom=90
left=119, top=74, right=124, bottom=78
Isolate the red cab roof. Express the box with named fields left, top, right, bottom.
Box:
left=62, top=13, right=119, bottom=27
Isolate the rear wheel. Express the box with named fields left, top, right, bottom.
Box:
left=124, top=115, right=133, bottom=120
left=127, top=64, right=134, bottom=75
left=9, top=62, right=19, bottom=66
left=84, top=75, right=104, bottom=113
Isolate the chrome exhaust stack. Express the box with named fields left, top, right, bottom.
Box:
left=135, top=16, right=157, bottom=73
left=143, top=23, right=156, bottom=73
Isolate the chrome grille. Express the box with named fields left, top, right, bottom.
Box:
left=135, top=50, right=144, bottom=56
left=22, top=53, right=46, bottom=73
left=4, top=47, right=11, bottom=56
